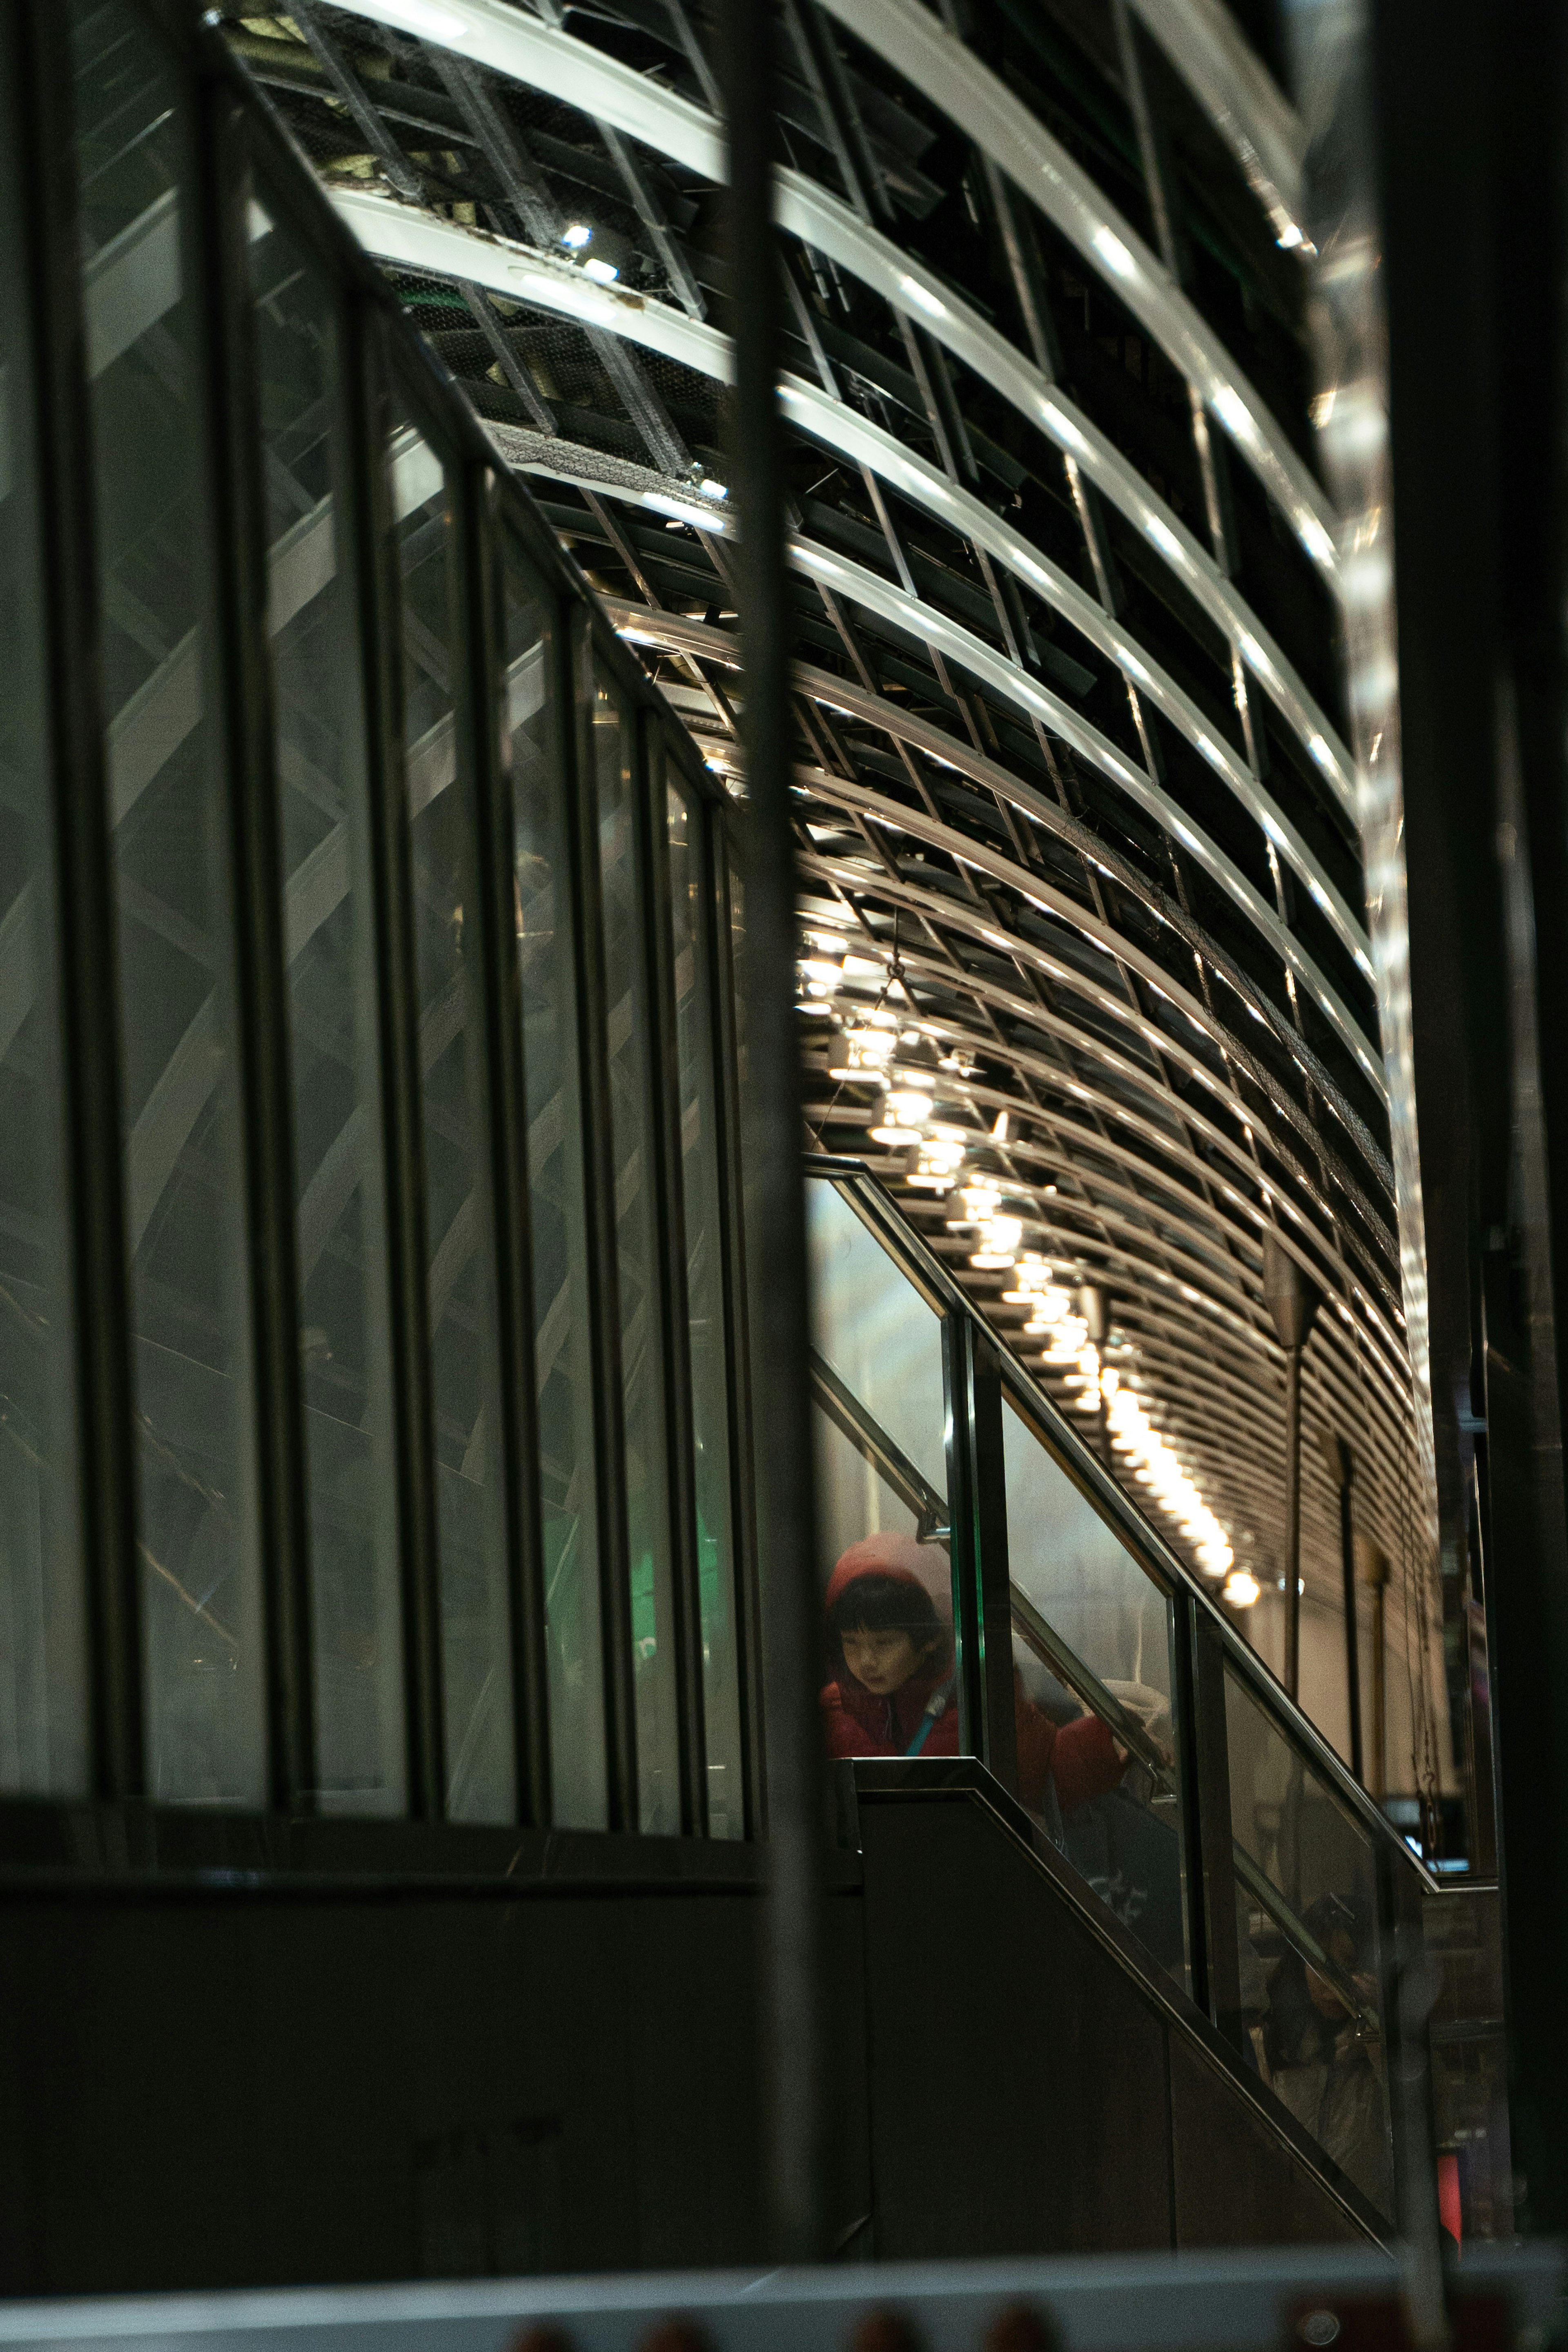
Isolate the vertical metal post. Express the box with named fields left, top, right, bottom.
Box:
left=719, top=0, right=828, bottom=2266
left=1324, top=1431, right=1365, bottom=1783
left=1263, top=1233, right=1319, bottom=1701
left=1189, top=1612, right=1242, bottom=2047
left=568, top=612, right=639, bottom=1835
left=641, top=721, right=709, bottom=1837
left=969, top=1333, right=1018, bottom=1797
left=946, top=1315, right=1018, bottom=1791
left=711, top=834, right=768, bottom=1841
left=1078, top=1283, right=1111, bottom=1467
left=1363, top=1536, right=1389, bottom=1800
left=1169, top=1594, right=1210, bottom=2016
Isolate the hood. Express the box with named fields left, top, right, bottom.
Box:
left=824, top=1531, right=944, bottom=1616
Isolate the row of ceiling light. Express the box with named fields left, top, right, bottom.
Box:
left=802, top=930, right=1259, bottom=1607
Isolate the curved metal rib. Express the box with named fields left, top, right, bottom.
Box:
left=811, top=0, right=1338, bottom=578
left=323, top=88, right=1357, bottom=812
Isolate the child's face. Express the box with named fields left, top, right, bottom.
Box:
left=841, top=1625, right=923, bottom=1694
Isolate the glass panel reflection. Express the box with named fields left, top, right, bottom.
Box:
left=594, top=677, right=679, bottom=1833
left=390, top=420, right=515, bottom=1824
left=1225, top=1664, right=1393, bottom=2214
left=808, top=1181, right=958, bottom=1765
left=506, top=555, right=607, bottom=1829
left=76, top=4, right=264, bottom=1804
left=1002, top=1395, right=1187, bottom=1989
left=251, top=198, right=405, bottom=1814
left=668, top=779, right=742, bottom=1837
left=0, top=29, right=88, bottom=1795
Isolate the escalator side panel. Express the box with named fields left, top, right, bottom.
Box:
left=856, top=1774, right=1381, bottom=2257
left=859, top=1790, right=1174, bottom=2258
left=1168, top=2032, right=1366, bottom=2248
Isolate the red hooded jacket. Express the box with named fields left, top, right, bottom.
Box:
left=820, top=1536, right=1123, bottom=1816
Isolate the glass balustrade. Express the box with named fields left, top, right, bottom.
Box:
left=1002, top=1387, right=1189, bottom=1993
left=807, top=1178, right=958, bottom=1770
left=805, top=1159, right=1422, bottom=2227
left=1225, top=1663, right=1395, bottom=2216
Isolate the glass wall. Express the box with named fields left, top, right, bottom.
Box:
left=505, top=549, right=608, bottom=1831
left=1225, top=1664, right=1394, bottom=2215
left=4, top=15, right=1436, bottom=2232
left=0, top=20, right=88, bottom=1797
left=250, top=194, right=405, bottom=1817
left=807, top=1180, right=955, bottom=1761
left=1002, top=1392, right=1188, bottom=1992
left=667, top=776, right=743, bottom=1837
left=389, top=417, right=515, bottom=1824
left=75, top=0, right=265, bottom=1805
left=593, top=674, right=681, bottom=1835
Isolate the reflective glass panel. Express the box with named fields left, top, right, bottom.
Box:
left=1225, top=1663, right=1393, bottom=2214
left=75, top=5, right=264, bottom=1803
left=251, top=199, right=404, bottom=1813
left=807, top=1180, right=957, bottom=1766
left=594, top=678, right=679, bottom=1834
left=0, top=31, right=88, bottom=1794
left=1002, top=1395, right=1187, bottom=1989
left=506, top=552, right=606, bottom=1829
left=668, top=776, right=742, bottom=1837
left=391, top=421, right=514, bottom=1823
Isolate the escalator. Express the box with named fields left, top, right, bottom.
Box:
left=806, top=1162, right=1429, bottom=2255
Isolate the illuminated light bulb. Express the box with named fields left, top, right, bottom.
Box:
left=870, top=1125, right=924, bottom=1148
left=1223, top=1570, right=1261, bottom=1607
left=581, top=257, right=619, bottom=284
left=885, top=1089, right=934, bottom=1128
left=828, top=1021, right=898, bottom=1080
left=561, top=224, right=593, bottom=250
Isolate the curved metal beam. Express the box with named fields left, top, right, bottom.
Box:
left=608, top=594, right=1398, bottom=1274
left=321, top=61, right=1358, bottom=811
left=1120, top=0, right=1306, bottom=247
left=491, top=412, right=1364, bottom=937
left=461, top=418, right=1381, bottom=1091
left=811, top=0, right=1338, bottom=578
left=328, top=0, right=1337, bottom=593
left=784, top=565, right=1381, bottom=1093
left=798, top=845, right=1395, bottom=1260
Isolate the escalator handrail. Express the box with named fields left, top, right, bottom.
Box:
left=1009, top=1586, right=1174, bottom=1788
left=1011, top=1591, right=1382, bottom=2031
left=1229, top=1839, right=1382, bottom=2035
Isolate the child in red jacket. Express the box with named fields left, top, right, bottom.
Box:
left=820, top=1532, right=1126, bottom=1817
